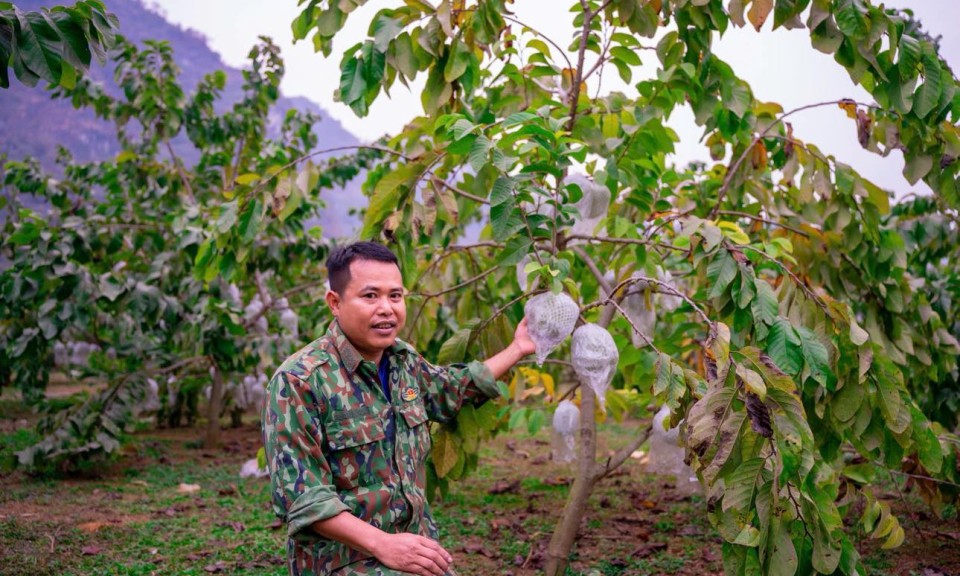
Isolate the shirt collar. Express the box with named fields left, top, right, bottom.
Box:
left=329, top=320, right=414, bottom=375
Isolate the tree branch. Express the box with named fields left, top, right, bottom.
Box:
left=711, top=99, right=882, bottom=218
left=718, top=210, right=811, bottom=238
left=502, top=15, right=574, bottom=71
left=593, top=424, right=652, bottom=482
left=411, top=266, right=497, bottom=298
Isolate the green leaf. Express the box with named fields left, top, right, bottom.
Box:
left=914, top=420, right=943, bottom=474
left=443, top=40, right=470, bottom=82
left=216, top=200, right=238, bottom=233
left=490, top=198, right=524, bottom=239
left=362, top=163, right=418, bottom=237
left=497, top=235, right=532, bottom=266
left=914, top=44, right=942, bottom=119
left=468, top=135, right=492, bottom=172
left=707, top=251, right=737, bottom=299
left=722, top=458, right=765, bottom=512
left=768, top=523, right=798, bottom=576
left=830, top=381, right=863, bottom=423
left=438, top=328, right=472, bottom=364
left=14, top=9, right=63, bottom=84
left=610, top=45, right=641, bottom=66
left=490, top=176, right=514, bottom=206
left=371, top=14, right=401, bottom=52
left=897, top=34, right=921, bottom=79
left=6, top=221, right=40, bottom=245
left=766, top=319, right=803, bottom=377
left=751, top=280, right=778, bottom=326
left=797, top=327, right=832, bottom=390
left=238, top=198, right=264, bottom=242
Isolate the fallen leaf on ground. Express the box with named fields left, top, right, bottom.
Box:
left=203, top=561, right=229, bottom=573
left=631, top=542, right=667, bottom=558
left=81, top=545, right=102, bottom=556
left=462, top=541, right=500, bottom=558
left=269, top=518, right=283, bottom=530
left=78, top=521, right=108, bottom=533
left=178, top=483, right=201, bottom=493
left=542, top=476, right=571, bottom=487
left=488, top=479, right=521, bottom=495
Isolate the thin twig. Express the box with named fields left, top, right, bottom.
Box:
left=718, top=210, right=811, bottom=238
left=411, top=267, right=497, bottom=298
left=711, top=99, right=882, bottom=218
left=593, top=424, right=652, bottom=482
left=431, top=175, right=489, bottom=205
left=502, top=15, right=575, bottom=72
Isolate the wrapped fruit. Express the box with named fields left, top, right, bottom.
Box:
left=571, top=323, right=618, bottom=408
left=552, top=400, right=580, bottom=463
left=524, top=292, right=579, bottom=365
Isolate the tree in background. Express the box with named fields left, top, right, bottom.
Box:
left=287, top=0, right=960, bottom=574
left=0, top=34, right=376, bottom=466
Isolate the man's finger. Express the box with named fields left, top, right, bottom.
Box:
left=419, top=537, right=453, bottom=562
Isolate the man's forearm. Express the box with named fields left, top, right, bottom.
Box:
left=312, top=511, right=385, bottom=556
left=483, top=341, right=527, bottom=380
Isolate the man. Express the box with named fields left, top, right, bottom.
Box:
left=263, top=241, right=536, bottom=576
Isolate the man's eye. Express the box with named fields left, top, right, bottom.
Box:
left=363, top=293, right=377, bottom=299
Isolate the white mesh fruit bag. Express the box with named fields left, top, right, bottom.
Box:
left=566, top=173, right=611, bottom=236
left=552, top=399, right=580, bottom=463
left=571, top=323, right=618, bottom=408
left=524, top=292, right=579, bottom=365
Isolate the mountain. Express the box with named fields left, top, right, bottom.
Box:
left=0, top=0, right=365, bottom=237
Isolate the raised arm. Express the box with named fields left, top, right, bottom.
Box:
left=483, top=316, right=536, bottom=379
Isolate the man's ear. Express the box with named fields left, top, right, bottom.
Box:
left=325, top=289, right=341, bottom=317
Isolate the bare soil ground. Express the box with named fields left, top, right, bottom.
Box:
left=1, top=403, right=959, bottom=575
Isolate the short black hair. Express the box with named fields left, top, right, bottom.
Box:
left=326, top=241, right=400, bottom=295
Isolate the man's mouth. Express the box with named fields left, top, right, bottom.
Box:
left=371, top=321, right=397, bottom=334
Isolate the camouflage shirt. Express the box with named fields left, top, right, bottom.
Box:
left=262, top=321, right=499, bottom=575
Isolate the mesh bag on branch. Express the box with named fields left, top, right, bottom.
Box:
left=571, top=323, right=618, bottom=409
left=646, top=406, right=700, bottom=496
left=622, top=267, right=680, bottom=348
left=566, top=173, right=610, bottom=237
left=552, top=399, right=580, bottom=463
left=524, top=292, right=579, bottom=365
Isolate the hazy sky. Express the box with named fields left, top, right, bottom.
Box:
left=146, top=0, right=958, bottom=196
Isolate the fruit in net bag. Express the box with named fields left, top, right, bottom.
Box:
left=566, top=173, right=610, bottom=237
left=571, top=323, right=618, bottom=408
left=524, top=292, right=579, bottom=365
left=552, top=400, right=580, bottom=463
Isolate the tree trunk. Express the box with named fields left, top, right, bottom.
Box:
left=544, top=384, right=598, bottom=576
left=205, top=360, right=223, bottom=449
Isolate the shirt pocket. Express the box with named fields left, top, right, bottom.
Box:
left=325, top=414, right=386, bottom=488
left=399, top=400, right=431, bottom=465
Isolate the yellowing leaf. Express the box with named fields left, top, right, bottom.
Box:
left=236, top=173, right=260, bottom=185
left=716, top=221, right=751, bottom=245
left=747, top=0, right=773, bottom=31
left=737, top=364, right=767, bottom=400
left=431, top=428, right=461, bottom=477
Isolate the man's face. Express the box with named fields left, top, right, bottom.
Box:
left=326, top=258, right=406, bottom=362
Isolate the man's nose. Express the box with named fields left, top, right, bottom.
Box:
left=375, top=297, right=393, bottom=314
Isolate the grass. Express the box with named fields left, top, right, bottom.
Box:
left=2, top=405, right=959, bottom=575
